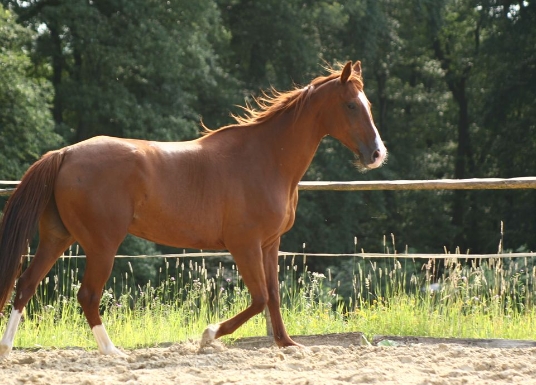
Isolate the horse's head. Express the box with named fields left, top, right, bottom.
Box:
left=318, top=61, right=387, bottom=171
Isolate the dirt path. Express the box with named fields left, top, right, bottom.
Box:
left=1, top=334, right=536, bottom=384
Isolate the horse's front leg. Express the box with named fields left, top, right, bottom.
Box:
left=201, top=243, right=270, bottom=345
left=262, top=239, right=300, bottom=347
left=201, top=240, right=300, bottom=347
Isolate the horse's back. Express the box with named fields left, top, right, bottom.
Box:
left=56, top=135, right=204, bottom=192
left=52, top=136, right=225, bottom=249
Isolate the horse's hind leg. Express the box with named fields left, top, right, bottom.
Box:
left=76, top=244, right=125, bottom=356
left=58, top=188, right=132, bottom=356
left=76, top=248, right=122, bottom=355
left=0, top=200, right=74, bottom=357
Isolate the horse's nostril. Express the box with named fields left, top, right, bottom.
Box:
left=371, top=149, right=381, bottom=162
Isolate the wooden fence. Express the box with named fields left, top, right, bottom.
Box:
left=3, top=176, right=536, bottom=196
left=2, top=177, right=536, bottom=260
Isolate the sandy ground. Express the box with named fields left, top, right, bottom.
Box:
left=1, top=334, right=536, bottom=385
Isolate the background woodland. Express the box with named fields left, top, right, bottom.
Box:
left=1, top=0, right=535, bottom=283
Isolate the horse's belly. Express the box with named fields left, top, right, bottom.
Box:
left=128, top=209, right=225, bottom=250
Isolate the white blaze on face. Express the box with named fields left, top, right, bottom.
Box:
left=357, top=91, right=387, bottom=168
left=357, top=91, right=373, bottom=120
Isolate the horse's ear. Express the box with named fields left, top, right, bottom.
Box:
left=340, top=61, right=353, bottom=84
left=353, top=61, right=362, bottom=77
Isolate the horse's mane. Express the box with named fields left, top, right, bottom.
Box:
left=202, top=65, right=364, bottom=135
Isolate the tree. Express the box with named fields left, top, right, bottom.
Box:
left=469, top=1, right=536, bottom=252
left=280, top=0, right=458, bottom=255
left=0, top=5, right=62, bottom=181
left=420, top=0, right=482, bottom=250
left=3, top=0, right=236, bottom=142
left=3, top=0, right=536, bottom=261
left=218, top=0, right=355, bottom=92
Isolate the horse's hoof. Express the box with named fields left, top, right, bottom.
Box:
left=0, top=344, right=11, bottom=359
left=277, top=339, right=303, bottom=348
left=200, top=324, right=219, bottom=347
left=99, top=346, right=128, bottom=357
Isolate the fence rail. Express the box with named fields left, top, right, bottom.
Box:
left=3, top=177, right=536, bottom=196
left=298, top=177, right=536, bottom=191
left=20, top=251, right=536, bottom=260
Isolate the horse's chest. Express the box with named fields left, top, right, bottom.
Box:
left=265, top=190, right=298, bottom=235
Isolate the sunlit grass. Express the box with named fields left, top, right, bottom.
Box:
left=2, top=247, right=536, bottom=350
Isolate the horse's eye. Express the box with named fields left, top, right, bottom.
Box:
left=347, top=102, right=357, bottom=110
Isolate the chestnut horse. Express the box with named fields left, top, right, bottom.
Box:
left=0, top=61, right=386, bottom=357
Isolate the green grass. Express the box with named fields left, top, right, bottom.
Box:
left=2, top=251, right=536, bottom=351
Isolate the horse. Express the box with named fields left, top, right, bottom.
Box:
left=0, top=61, right=386, bottom=357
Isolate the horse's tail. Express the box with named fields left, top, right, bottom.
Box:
left=0, top=150, right=65, bottom=312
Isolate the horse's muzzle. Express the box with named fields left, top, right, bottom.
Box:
left=368, top=145, right=387, bottom=169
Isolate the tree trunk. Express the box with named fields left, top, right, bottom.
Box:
left=449, top=77, right=472, bottom=249
left=49, top=24, right=63, bottom=126
left=432, top=36, right=475, bottom=251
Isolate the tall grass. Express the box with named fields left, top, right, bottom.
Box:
left=2, top=246, right=536, bottom=350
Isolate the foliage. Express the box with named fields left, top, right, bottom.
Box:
left=0, top=0, right=535, bottom=284
left=1, top=0, right=236, bottom=142
left=0, top=5, right=62, bottom=180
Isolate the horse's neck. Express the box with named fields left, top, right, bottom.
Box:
left=200, top=102, right=326, bottom=188
left=255, top=111, right=325, bottom=187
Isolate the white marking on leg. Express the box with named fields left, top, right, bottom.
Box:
left=200, top=324, right=220, bottom=346
left=92, top=324, right=126, bottom=356
left=0, top=309, right=23, bottom=358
